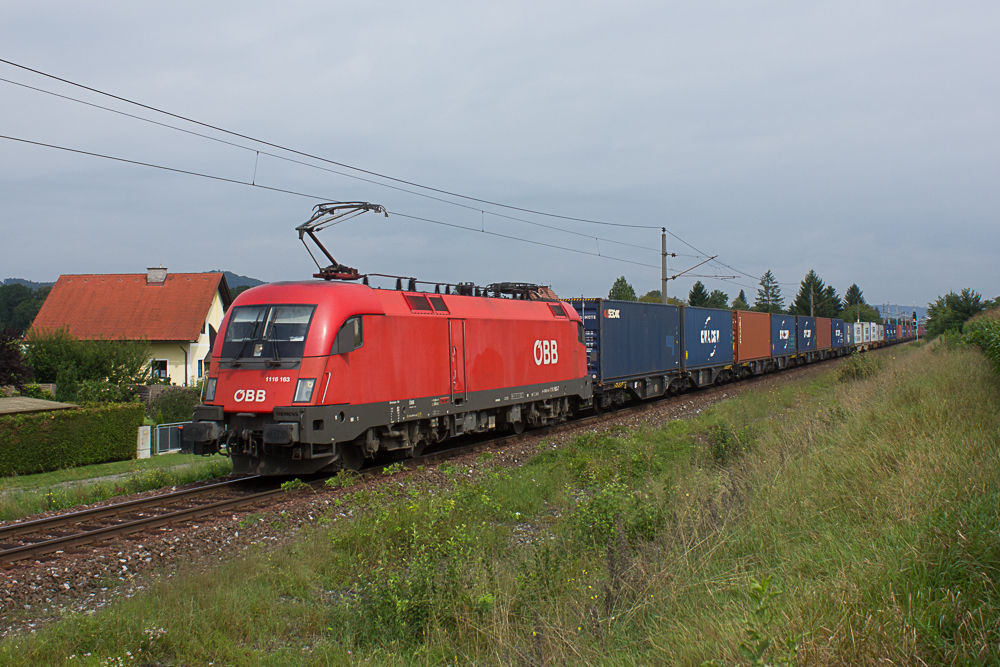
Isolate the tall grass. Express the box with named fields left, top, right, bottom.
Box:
left=2, top=345, right=998, bottom=666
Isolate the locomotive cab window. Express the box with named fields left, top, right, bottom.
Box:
left=221, top=304, right=316, bottom=360
left=331, top=316, right=363, bottom=354
left=578, top=322, right=585, bottom=344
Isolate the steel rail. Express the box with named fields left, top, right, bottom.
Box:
left=0, top=478, right=283, bottom=564
left=0, top=476, right=259, bottom=540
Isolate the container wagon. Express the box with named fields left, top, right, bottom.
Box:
left=681, top=305, right=734, bottom=386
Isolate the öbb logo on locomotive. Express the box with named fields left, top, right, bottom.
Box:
left=533, top=339, right=559, bottom=365
left=234, top=389, right=266, bottom=402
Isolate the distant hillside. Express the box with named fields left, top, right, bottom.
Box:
left=2, top=278, right=54, bottom=290
left=209, top=271, right=266, bottom=290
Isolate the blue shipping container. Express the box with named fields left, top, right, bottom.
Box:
left=567, top=299, right=680, bottom=383
left=796, top=316, right=817, bottom=352
left=681, top=306, right=734, bottom=370
left=771, top=314, right=797, bottom=356
left=831, top=318, right=846, bottom=347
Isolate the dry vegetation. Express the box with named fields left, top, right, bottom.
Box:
left=1, top=343, right=997, bottom=666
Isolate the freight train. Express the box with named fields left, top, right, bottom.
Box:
left=185, top=280, right=912, bottom=475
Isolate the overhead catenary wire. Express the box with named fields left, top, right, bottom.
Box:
left=0, top=133, right=663, bottom=272
left=0, top=57, right=772, bottom=283
left=0, top=75, right=706, bottom=259
left=0, top=57, right=659, bottom=230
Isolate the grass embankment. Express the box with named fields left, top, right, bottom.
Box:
left=0, top=454, right=231, bottom=521
left=2, top=344, right=998, bottom=666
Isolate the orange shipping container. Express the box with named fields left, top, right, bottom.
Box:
left=734, top=310, right=771, bottom=362
left=815, top=317, right=832, bottom=350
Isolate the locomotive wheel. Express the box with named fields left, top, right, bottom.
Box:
left=339, top=444, right=364, bottom=471
left=511, top=419, right=525, bottom=435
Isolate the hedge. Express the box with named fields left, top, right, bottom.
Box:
left=0, top=403, right=144, bottom=476
left=965, top=312, right=1000, bottom=372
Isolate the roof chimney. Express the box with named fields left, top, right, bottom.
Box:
left=146, top=267, right=167, bottom=285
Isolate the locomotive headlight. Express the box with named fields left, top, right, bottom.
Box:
left=293, top=378, right=316, bottom=403
left=203, top=377, right=217, bottom=402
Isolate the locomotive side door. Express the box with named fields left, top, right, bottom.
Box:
left=449, top=319, right=467, bottom=403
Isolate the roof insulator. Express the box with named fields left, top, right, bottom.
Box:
left=408, top=278, right=417, bottom=291
left=395, top=278, right=402, bottom=290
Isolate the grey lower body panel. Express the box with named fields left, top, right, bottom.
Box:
left=190, top=377, right=591, bottom=475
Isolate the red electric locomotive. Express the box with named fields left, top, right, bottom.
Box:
left=187, top=279, right=591, bottom=475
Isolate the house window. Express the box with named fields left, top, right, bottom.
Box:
left=197, top=359, right=204, bottom=378
left=203, top=321, right=207, bottom=335
left=151, top=359, right=168, bottom=380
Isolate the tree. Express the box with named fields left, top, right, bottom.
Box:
left=706, top=289, right=730, bottom=309
left=638, top=290, right=661, bottom=303
left=845, top=302, right=881, bottom=323
left=926, top=288, right=986, bottom=337
left=844, top=284, right=865, bottom=306
left=24, top=328, right=153, bottom=401
left=639, top=290, right=684, bottom=305
left=688, top=281, right=710, bottom=307
left=608, top=276, right=637, bottom=301
left=232, top=284, right=255, bottom=299
left=790, top=270, right=842, bottom=318
left=0, top=284, right=49, bottom=335
left=0, top=327, right=32, bottom=392
left=753, top=270, right=784, bottom=313
left=731, top=290, right=749, bottom=310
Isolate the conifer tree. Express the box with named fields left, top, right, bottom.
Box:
left=753, top=270, right=784, bottom=313
left=706, top=289, right=729, bottom=309
left=731, top=289, right=749, bottom=310
left=790, top=270, right=842, bottom=318
left=688, top=281, right=710, bottom=307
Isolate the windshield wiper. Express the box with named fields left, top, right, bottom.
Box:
left=231, top=308, right=266, bottom=366
left=265, top=317, right=283, bottom=367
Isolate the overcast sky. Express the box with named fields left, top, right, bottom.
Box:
left=1, top=2, right=997, bottom=309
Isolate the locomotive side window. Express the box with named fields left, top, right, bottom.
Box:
left=429, top=296, right=449, bottom=313
left=405, top=294, right=432, bottom=311
left=549, top=304, right=567, bottom=317
left=578, top=322, right=585, bottom=344
left=331, top=316, right=363, bottom=354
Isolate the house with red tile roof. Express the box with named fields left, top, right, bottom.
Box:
left=30, top=268, right=232, bottom=386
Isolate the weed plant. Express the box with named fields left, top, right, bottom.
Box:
left=2, top=345, right=999, bottom=666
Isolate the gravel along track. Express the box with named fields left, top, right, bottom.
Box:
left=0, top=354, right=858, bottom=638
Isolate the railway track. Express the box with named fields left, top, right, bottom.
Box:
left=0, top=477, right=274, bottom=565
left=0, top=352, right=854, bottom=567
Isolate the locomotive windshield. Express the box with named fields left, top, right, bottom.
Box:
left=221, top=305, right=317, bottom=360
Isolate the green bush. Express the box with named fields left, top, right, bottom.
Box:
left=837, top=353, right=883, bottom=382
left=24, top=327, right=152, bottom=388
left=16, top=384, right=52, bottom=400
left=0, top=403, right=144, bottom=476
left=148, top=387, right=201, bottom=423
left=77, top=380, right=137, bottom=405
left=964, top=313, right=1000, bottom=371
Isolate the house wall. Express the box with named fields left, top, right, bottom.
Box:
left=149, top=291, right=228, bottom=387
